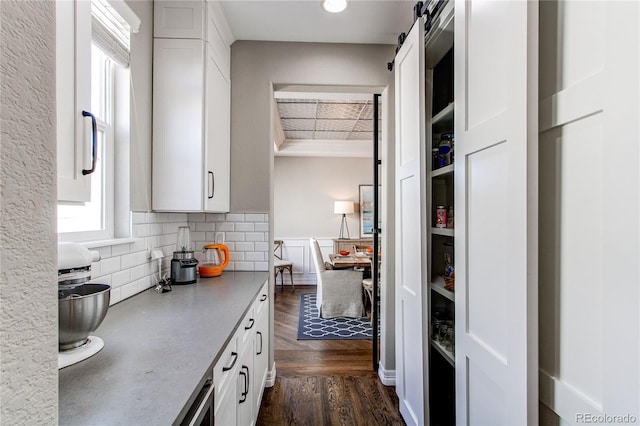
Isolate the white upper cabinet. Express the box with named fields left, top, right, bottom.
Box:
left=154, top=0, right=205, bottom=39
left=56, top=0, right=92, bottom=202
left=152, top=0, right=231, bottom=212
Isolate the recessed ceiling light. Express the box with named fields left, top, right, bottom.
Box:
left=322, top=0, right=348, bottom=13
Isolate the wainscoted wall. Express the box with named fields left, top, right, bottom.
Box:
left=87, top=212, right=269, bottom=306
left=275, top=238, right=334, bottom=285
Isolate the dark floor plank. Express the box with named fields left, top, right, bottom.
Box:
left=257, top=286, right=405, bottom=426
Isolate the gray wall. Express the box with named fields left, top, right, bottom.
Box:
left=230, top=41, right=395, bottom=212
left=274, top=156, right=372, bottom=239
left=0, top=1, right=58, bottom=422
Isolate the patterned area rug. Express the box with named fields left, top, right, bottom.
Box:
left=297, top=293, right=372, bottom=340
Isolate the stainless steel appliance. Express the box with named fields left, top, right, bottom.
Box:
left=171, top=226, right=198, bottom=284
left=58, top=242, right=111, bottom=368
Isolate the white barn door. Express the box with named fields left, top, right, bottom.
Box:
left=454, top=1, right=539, bottom=424
left=394, top=18, right=428, bottom=426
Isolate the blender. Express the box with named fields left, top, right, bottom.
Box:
left=171, top=226, right=198, bottom=284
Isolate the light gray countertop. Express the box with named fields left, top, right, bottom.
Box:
left=59, top=271, right=269, bottom=425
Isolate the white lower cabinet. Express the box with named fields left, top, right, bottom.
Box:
left=214, top=281, right=269, bottom=425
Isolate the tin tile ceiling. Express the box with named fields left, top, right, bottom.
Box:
left=276, top=99, right=382, bottom=141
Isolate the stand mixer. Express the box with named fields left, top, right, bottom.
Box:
left=58, top=242, right=110, bottom=369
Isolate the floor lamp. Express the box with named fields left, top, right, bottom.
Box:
left=334, top=201, right=354, bottom=240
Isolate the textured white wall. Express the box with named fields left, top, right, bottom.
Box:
left=274, top=156, right=372, bottom=239
left=0, top=1, right=59, bottom=422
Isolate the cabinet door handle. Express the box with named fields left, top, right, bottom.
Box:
left=81, top=111, right=97, bottom=175
left=238, top=370, right=247, bottom=403
left=222, top=351, right=238, bottom=372
left=256, top=331, right=263, bottom=355
left=244, top=318, right=255, bottom=330
left=239, top=365, right=250, bottom=403
left=207, top=171, right=214, bottom=199
left=260, top=294, right=267, bottom=302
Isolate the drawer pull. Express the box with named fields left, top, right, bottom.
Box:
left=239, top=365, right=250, bottom=403
left=222, top=351, right=238, bottom=372
left=244, top=318, right=255, bottom=330
left=256, top=331, right=263, bottom=355
left=260, top=294, right=267, bottom=302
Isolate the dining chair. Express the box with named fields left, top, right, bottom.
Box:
left=274, top=240, right=294, bottom=292
left=309, top=237, right=364, bottom=318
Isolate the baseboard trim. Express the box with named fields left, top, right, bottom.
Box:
left=378, top=362, right=396, bottom=386
left=266, top=362, right=277, bottom=387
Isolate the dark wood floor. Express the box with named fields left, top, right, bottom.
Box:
left=257, top=285, right=405, bottom=426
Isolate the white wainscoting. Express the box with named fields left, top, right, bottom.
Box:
left=275, top=237, right=334, bottom=285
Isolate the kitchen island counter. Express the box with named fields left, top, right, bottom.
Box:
left=59, top=271, right=269, bottom=425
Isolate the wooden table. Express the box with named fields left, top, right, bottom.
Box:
left=328, top=253, right=372, bottom=269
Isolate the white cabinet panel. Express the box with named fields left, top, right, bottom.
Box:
left=454, top=1, right=538, bottom=425
left=56, top=0, right=92, bottom=202
left=394, top=18, right=427, bottom=426
left=204, top=45, right=230, bottom=212
left=152, top=39, right=204, bottom=211
left=154, top=0, right=204, bottom=39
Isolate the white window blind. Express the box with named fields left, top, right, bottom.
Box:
left=91, top=0, right=139, bottom=67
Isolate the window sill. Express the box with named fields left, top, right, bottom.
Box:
left=80, top=237, right=140, bottom=249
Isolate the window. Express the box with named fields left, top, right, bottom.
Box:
left=58, top=45, right=115, bottom=240
left=57, top=0, right=137, bottom=242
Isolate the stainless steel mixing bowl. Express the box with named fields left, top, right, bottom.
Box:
left=58, top=283, right=111, bottom=351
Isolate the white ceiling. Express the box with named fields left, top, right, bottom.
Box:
left=219, top=0, right=413, bottom=45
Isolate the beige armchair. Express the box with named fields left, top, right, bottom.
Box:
left=309, top=237, right=364, bottom=318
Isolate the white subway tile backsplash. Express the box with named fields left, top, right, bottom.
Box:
left=224, top=232, right=246, bottom=242
left=235, top=242, right=255, bottom=252
left=225, top=213, right=245, bottom=222
left=254, top=262, right=268, bottom=271
left=188, top=211, right=269, bottom=273
left=235, top=222, right=254, bottom=232
left=130, top=264, right=146, bottom=281
left=111, top=243, right=131, bottom=257
left=121, top=282, right=138, bottom=300
left=88, top=211, right=269, bottom=307
left=112, top=270, right=131, bottom=287
left=131, top=212, right=146, bottom=224
left=100, top=257, right=121, bottom=276
left=245, top=232, right=265, bottom=242
left=245, top=252, right=264, bottom=262
left=195, top=222, right=215, bottom=232
left=121, top=251, right=148, bottom=269
left=234, top=262, right=254, bottom=271
left=216, top=222, right=234, bottom=232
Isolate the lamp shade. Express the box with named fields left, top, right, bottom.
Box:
left=334, top=201, right=354, bottom=215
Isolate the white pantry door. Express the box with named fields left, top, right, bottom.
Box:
left=394, top=18, right=428, bottom=426
left=454, top=1, right=538, bottom=424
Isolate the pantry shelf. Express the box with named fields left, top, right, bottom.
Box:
left=431, top=227, right=454, bottom=237
left=430, top=276, right=454, bottom=302
left=431, top=338, right=454, bottom=366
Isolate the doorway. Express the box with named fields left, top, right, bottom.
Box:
left=270, top=85, right=389, bottom=374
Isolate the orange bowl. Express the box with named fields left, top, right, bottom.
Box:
left=339, top=250, right=350, bottom=256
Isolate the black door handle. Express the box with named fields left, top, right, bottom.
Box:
left=256, top=331, right=263, bottom=355
left=244, top=318, right=255, bottom=330
left=208, top=171, right=214, bottom=199
left=81, top=111, right=97, bottom=175
left=222, top=351, right=238, bottom=372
